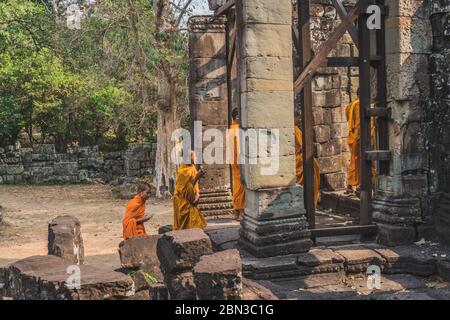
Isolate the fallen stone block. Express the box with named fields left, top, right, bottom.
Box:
left=335, top=247, right=386, bottom=273
left=3, top=255, right=134, bottom=300
left=166, top=272, right=197, bottom=300
left=48, top=216, right=84, bottom=265
left=242, top=278, right=279, bottom=300
left=193, top=249, right=242, bottom=300
left=119, top=235, right=163, bottom=281
left=130, top=270, right=157, bottom=292
left=126, top=290, right=150, bottom=300
left=149, top=283, right=169, bottom=300
left=157, top=229, right=213, bottom=274
left=373, top=246, right=436, bottom=276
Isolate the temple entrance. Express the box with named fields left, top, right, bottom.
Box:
left=214, top=0, right=390, bottom=242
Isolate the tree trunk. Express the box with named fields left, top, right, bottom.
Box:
left=154, top=73, right=179, bottom=197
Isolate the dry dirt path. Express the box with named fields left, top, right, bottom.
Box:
left=0, top=184, right=173, bottom=268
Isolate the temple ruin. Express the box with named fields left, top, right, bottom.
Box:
left=188, top=0, right=450, bottom=256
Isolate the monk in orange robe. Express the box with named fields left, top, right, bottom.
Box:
left=295, top=116, right=321, bottom=208
left=122, top=184, right=153, bottom=240
left=345, top=93, right=376, bottom=194
left=173, top=151, right=207, bottom=230
left=229, top=109, right=245, bottom=221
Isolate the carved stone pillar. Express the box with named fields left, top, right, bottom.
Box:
left=188, top=16, right=233, bottom=218
left=235, top=0, right=312, bottom=257
left=373, top=0, right=433, bottom=245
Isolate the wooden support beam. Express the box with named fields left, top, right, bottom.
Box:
left=376, top=0, right=389, bottom=175
left=227, top=24, right=236, bottom=70
left=358, top=7, right=372, bottom=226
left=310, top=225, right=377, bottom=238
left=321, top=56, right=381, bottom=67
left=295, top=0, right=368, bottom=94
left=215, top=0, right=235, bottom=16
left=365, top=150, right=392, bottom=161
left=331, top=0, right=359, bottom=47
left=298, top=0, right=316, bottom=229
left=365, top=107, right=390, bottom=118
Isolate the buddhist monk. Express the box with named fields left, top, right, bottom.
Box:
left=295, top=116, right=321, bottom=208
left=345, top=90, right=376, bottom=195
left=229, top=109, right=245, bottom=221
left=173, top=151, right=207, bottom=230
left=122, top=183, right=153, bottom=240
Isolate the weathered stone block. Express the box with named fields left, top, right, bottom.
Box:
left=323, top=172, right=347, bottom=191
left=34, top=144, right=55, bottom=155
left=314, top=125, right=331, bottom=143
left=374, top=246, right=437, bottom=276
left=317, top=156, right=342, bottom=174
left=6, top=165, right=24, bottom=175
left=119, top=235, right=163, bottom=282
left=240, top=24, right=292, bottom=58
left=376, top=223, right=416, bottom=246
left=48, top=216, right=84, bottom=265
left=244, top=186, right=305, bottom=220
left=149, top=283, right=169, bottom=300
left=335, top=247, right=386, bottom=273
left=3, top=255, right=134, bottom=300
left=157, top=229, right=213, bottom=274
left=385, top=16, right=432, bottom=54
left=193, top=249, right=242, bottom=300
left=189, top=30, right=226, bottom=59
left=315, top=139, right=342, bottom=157
left=240, top=0, right=291, bottom=25
left=165, top=272, right=197, bottom=300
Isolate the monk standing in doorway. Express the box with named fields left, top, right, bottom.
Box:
left=294, top=116, right=320, bottom=208
left=173, top=151, right=207, bottom=230
left=122, top=184, right=153, bottom=240
left=229, top=109, right=245, bottom=221
left=345, top=89, right=376, bottom=195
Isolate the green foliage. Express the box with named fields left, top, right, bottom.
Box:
left=0, top=0, right=189, bottom=151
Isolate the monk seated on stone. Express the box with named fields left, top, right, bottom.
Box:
left=122, top=183, right=153, bottom=240
left=294, top=115, right=320, bottom=208
left=173, top=151, right=207, bottom=231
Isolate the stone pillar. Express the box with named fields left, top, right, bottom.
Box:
left=427, top=1, right=450, bottom=245
left=373, top=0, right=433, bottom=245
left=188, top=16, right=230, bottom=193
left=236, top=0, right=312, bottom=257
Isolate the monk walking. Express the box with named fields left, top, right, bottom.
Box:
left=295, top=116, right=320, bottom=208
left=345, top=90, right=376, bottom=195
left=229, top=109, right=245, bottom=221
left=122, top=184, right=153, bottom=240
left=173, top=151, right=207, bottom=230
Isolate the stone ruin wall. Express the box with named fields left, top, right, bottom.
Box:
left=427, top=0, right=450, bottom=245
left=0, top=143, right=156, bottom=185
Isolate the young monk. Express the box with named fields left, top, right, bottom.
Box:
left=173, top=151, right=207, bottom=230
left=345, top=89, right=376, bottom=195
left=229, top=109, right=245, bottom=221
left=122, top=183, right=153, bottom=240
left=295, top=115, right=321, bottom=208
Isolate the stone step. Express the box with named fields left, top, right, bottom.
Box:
left=199, top=202, right=233, bottom=211
left=199, top=195, right=232, bottom=204
left=202, top=209, right=235, bottom=217
left=201, top=191, right=232, bottom=198
left=2, top=255, right=134, bottom=300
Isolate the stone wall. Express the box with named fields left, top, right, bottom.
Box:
left=427, top=0, right=450, bottom=245
left=0, top=143, right=156, bottom=185
left=293, top=0, right=358, bottom=191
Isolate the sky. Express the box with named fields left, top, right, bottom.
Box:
left=190, top=0, right=212, bottom=15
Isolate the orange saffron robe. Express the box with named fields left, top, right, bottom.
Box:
left=229, top=120, right=245, bottom=211
left=122, top=195, right=147, bottom=240
left=173, top=164, right=207, bottom=231
left=346, top=99, right=376, bottom=187
left=295, top=126, right=320, bottom=208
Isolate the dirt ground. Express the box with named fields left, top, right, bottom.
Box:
left=0, top=184, right=173, bottom=268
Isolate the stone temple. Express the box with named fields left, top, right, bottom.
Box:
left=188, top=0, right=450, bottom=259
left=1, top=0, right=450, bottom=301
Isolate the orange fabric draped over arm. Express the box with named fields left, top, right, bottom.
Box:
left=122, top=195, right=147, bottom=240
